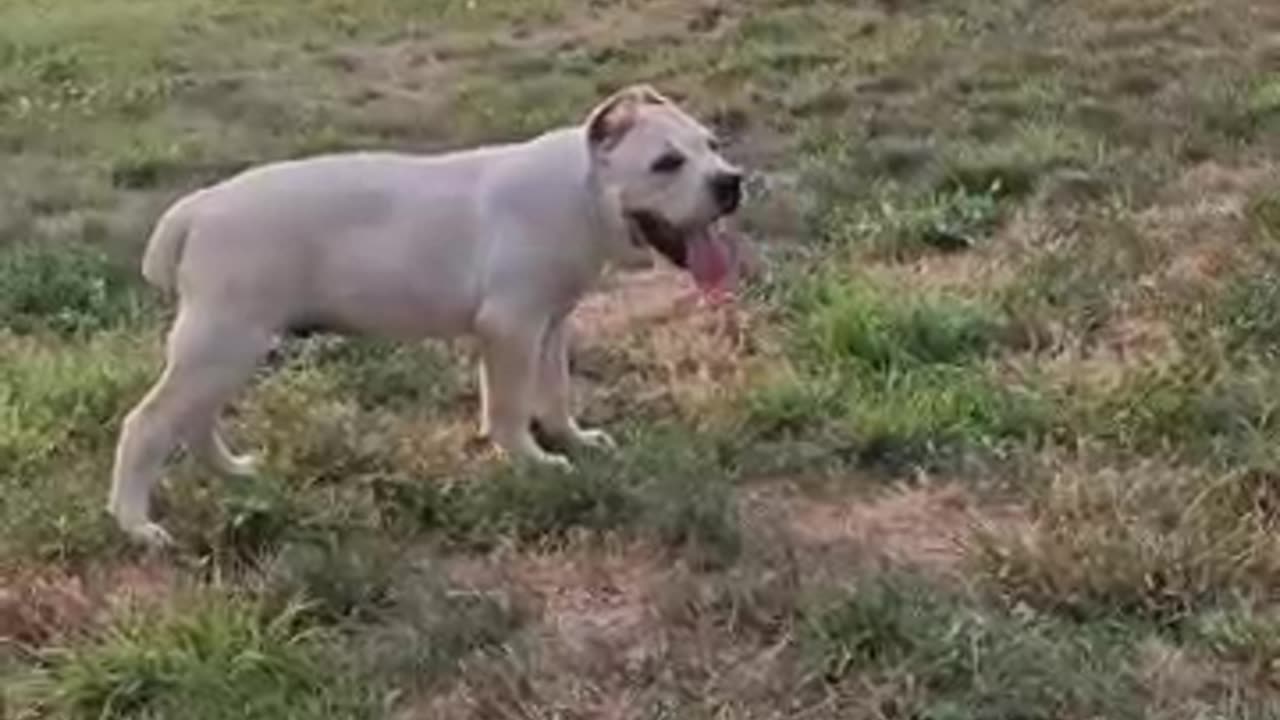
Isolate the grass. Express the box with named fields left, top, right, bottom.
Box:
left=8, top=566, right=521, bottom=719
left=968, top=460, right=1280, bottom=624
left=0, top=241, right=152, bottom=338
left=802, top=573, right=1145, bottom=719
left=367, top=427, right=742, bottom=569
left=0, top=331, right=157, bottom=562
left=748, top=273, right=1044, bottom=466
left=9, top=591, right=374, bottom=720
left=5, top=0, right=1280, bottom=715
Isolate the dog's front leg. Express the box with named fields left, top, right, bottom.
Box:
left=476, top=307, right=572, bottom=468
left=534, top=318, right=616, bottom=451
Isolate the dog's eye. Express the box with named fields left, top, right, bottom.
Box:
left=707, top=137, right=721, bottom=152
left=651, top=152, right=686, bottom=174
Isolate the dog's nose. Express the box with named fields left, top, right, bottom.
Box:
left=711, top=171, right=743, bottom=213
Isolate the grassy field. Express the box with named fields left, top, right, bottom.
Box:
left=3, top=0, right=1280, bottom=716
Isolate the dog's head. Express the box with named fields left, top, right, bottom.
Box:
left=585, top=85, right=744, bottom=296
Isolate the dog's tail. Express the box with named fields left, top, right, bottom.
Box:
left=141, top=190, right=203, bottom=294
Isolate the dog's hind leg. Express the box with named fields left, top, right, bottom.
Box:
left=108, top=308, right=271, bottom=546
left=187, top=420, right=258, bottom=478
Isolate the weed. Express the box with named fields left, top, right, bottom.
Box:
left=0, top=333, right=155, bottom=561
left=0, top=241, right=149, bottom=337
left=239, top=366, right=404, bottom=488
left=9, top=591, right=377, bottom=720
left=1217, top=267, right=1280, bottom=359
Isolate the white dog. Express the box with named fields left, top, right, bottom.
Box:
left=107, top=85, right=744, bottom=546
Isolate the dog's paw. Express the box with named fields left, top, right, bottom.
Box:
left=573, top=427, right=617, bottom=451
left=224, top=454, right=260, bottom=478
left=540, top=452, right=575, bottom=471
left=124, top=521, right=175, bottom=549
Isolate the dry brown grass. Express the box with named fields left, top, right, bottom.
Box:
left=0, top=559, right=176, bottom=647
left=745, top=481, right=1022, bottom=583
left=966, top=457, right=1280, bottom=622
left=418, top=536, right=796, bottom=719
left=571, top=266, right=771, bottom=431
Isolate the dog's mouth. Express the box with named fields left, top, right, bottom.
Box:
left=627, top=211, right=739, bottom=299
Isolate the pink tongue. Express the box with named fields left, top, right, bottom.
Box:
left=687, top=223, right=738, bottom=299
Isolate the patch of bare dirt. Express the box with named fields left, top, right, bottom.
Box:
left=423, top=540, right=685, bottom=718
left=417, top=481, right=1034, bottom=717
left=786, top=486, right=975, bottom=576
left=0, top=571, right=95, bottom=646
left=746, top=481, right=1028, bottom=582
left=447, top=539, right=671, bottom=659
left=423, top=531, right=815, bottom=719
left=0, top=559, right=177, bottom=646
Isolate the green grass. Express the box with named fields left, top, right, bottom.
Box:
left=803, top=573, right=1145, bottom=719
left=1064, top=358, right=1280, bottom=461
left=796, top=279, right=1004, bottom=371
left=748, top=274, right=1043, bottom=465
left=0, top=241, right=152, bottom=338
left=375, top=427, right=743, bottom=567
left=9, top=591, right=376, bottom=720
left=8, top=561, right=521, bottom=719
left=6, top=0, right=1280, bottom=715
left=831, top=182, right=1005, bottom=258
left=1218, top=267, right=1280, bottom=359
left=0, top=332, right=157, bottom=561
left=277, top=336, right=468, bottom=412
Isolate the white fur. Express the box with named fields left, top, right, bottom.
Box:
left=107, top=87, right=739, bottom=546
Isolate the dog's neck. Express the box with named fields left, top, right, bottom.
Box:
left=580, top=138, right=648, bottom=276
left=583, top=172, right=623, bottom=246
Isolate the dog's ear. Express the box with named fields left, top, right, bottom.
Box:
left=628, top=84, right=670, bottom=106
left=586, top=84, right=668, bottom=150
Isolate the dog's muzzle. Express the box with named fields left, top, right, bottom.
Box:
left=710, top=171, right=743, bottom=214
left=626, top=173, right=743, bottom=270
left=628, top=211, right=688, bottom=268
